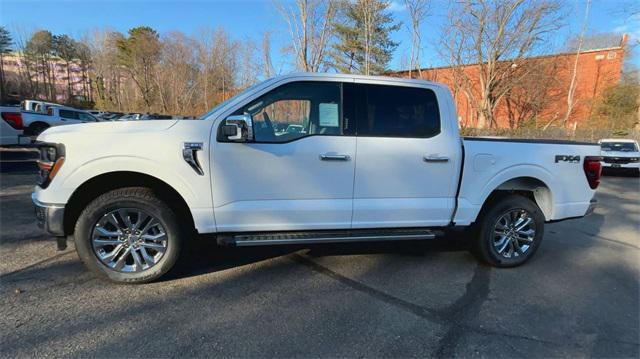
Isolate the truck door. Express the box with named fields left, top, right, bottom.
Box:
left=210, top=81, right=356, bottom=232
left=346, top=82, right=461, bottom=228
left=58, top=109, right=87, bottom=124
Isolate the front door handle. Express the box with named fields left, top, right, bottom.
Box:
left=423, top=155, right=449, bottom=163
left=320, top=154, right=351, bottom=161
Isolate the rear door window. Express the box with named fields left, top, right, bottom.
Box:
left=59, top=109, right=80, bottom=120
left=355, top=84, right=441, bottom=138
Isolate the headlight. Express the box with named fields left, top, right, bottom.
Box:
left=36, top=143, right=65, bottom=188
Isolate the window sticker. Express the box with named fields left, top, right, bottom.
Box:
left=319, top=103, right=339, bottom=127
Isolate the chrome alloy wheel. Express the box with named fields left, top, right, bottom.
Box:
left=91, top=208, right=168, bottom=273
left=492, top=209, right=536, bottom=258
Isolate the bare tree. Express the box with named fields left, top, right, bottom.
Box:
left=441, top=0, right=564, bottom=128
left=237, top=37, right=260, bottom=89
left=262, top=32, right=275, bottom=78
left=86, top=29, right=128, bottom=111
left=276, top=0, right=337, bottom=72
left=12, top=26, right=45, bottom=99
left=504, top=58, right=560, bottom=128
left=403, top=0, right=430, bottom=78
left=563, top=0, right=591, bottom=127
left=153, top=32, right=200, bottom=114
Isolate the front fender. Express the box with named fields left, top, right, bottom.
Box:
left=60, top=156, right=201, bottom=206
left=35, top=154, right=216, bottom=233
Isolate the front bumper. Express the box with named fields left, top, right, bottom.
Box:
left=601, top=157, right=640, bottom=169
left=601, top=163, right=640, bottom=169
left=32, top=193, right=66, bottom=237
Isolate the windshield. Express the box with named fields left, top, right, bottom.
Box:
left=601, top=142, right=638, bottom=152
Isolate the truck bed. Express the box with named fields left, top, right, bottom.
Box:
left=454, top=137, right=600, bottom=225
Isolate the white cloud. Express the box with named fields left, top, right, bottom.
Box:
left=388, top=1, right=406, bottom=12
left=612, top=20, right=640, bottom=44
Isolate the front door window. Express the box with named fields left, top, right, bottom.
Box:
left=233, top=82, right=342, bottom=143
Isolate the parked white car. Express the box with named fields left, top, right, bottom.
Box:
left=22, top=106, right=99, bottom=136
left=117, top=113, right=142, bottom=121
left=599, top=139, right=640, bottom=174
left=32, top=73, right=602, bottom=283
left=21, top=99, right=62, bottom=113
left=87, top=110, right=107, bottom=118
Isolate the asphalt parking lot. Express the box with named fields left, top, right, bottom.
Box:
left=1, top=149, right=638, bottom=358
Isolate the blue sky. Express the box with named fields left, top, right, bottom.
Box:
left=1, top=0, right=638, bottom=72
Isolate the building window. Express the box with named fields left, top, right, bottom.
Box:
left=607, top=51, right=616, bottom=60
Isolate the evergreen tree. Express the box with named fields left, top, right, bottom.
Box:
left=331, top=0, right=400, bottom=75
left=116, top=27, right=161, bottom=109
left=53, top=34, right=78, bottom=101
left=0, top=26, right=13, bottom=100
left=26, top=30, right=55, bottom=100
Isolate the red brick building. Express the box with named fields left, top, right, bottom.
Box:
left=399, top=35, right=628, bottom=129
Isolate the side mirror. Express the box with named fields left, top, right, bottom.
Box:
left=222, top=114, right=253, bottom=142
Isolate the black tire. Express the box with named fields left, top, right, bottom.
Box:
left=472, top=194, right=545, bottom=267
left=26, top=122, right=49, bottom=137
left=74, top=187, right=184, bottom=284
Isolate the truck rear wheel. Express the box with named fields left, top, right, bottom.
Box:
left=74, top=187, right=184, bottom=283
left=472, top=194, right=544, bottom=267
left=26, top=122, right=49, bottom=136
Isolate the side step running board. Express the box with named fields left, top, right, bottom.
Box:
left=218, top=229, right=439, bottom=247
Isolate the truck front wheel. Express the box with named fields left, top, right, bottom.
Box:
left=74, top=187, right=184, bottom=283
left=473, top=194, right=545, bottom=267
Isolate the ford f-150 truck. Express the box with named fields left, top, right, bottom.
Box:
left=32, top=73, right=602, bottom=283
left=22, top=105, right=99, bottom=137
left=599, top=138, right=640, bottom=175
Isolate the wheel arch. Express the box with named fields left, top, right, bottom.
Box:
left=480, top=176, right=554, bottom=221
left=25, top=121, right=50, bottom=135
left=63, top=171, right=196, bottom=236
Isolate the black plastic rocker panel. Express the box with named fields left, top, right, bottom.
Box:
left=217, top=228, right=441, bottom=247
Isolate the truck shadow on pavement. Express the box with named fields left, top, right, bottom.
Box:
left=166, top=233, right=472, bottom=282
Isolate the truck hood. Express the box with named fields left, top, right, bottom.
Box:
left=42, top=119, right=179, bottom=135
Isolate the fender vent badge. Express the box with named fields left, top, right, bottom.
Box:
left=183, top=142, right=204, bottom=175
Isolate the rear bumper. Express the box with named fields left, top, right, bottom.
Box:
left=548, top=199, right=597, bottom=224
left=32, top=193, right=65, bottom=236
left=585, top=198, right=597, bottom=216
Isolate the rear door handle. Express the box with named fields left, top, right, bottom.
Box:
left=320, top=154, right=351, bottom=161
left=423, top=155, right=449, bottom=163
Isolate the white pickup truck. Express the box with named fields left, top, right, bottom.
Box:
left=32, top=73, right=602, bottom=283
left=599, top=138, right=640, bottom=174
left=22, top=105, right=99, bottom=136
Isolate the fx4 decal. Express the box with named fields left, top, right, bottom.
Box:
left=555, top=155, right=581, bottom=163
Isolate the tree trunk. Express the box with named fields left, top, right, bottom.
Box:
left=66, top=61, right=72, bottom=101
left=0, top=54, right=5, bottom=101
